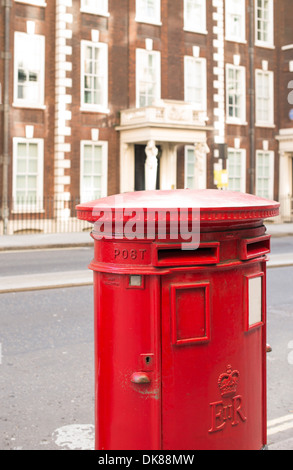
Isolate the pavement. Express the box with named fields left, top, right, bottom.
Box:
left=0, top=222, right=293, bottom=294
left=1, top=225, right=293, bottom=451
left=0, top=231, right=94, bottom=252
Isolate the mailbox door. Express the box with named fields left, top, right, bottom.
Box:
left=95, top=272, right=161, bottom=450
left=161, top=262, right=267, bottom=450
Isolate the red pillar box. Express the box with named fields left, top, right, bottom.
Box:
left=76, top=189, right=279, bottom=451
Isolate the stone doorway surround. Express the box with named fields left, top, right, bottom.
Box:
left=116, top=100, right=212, bottom=193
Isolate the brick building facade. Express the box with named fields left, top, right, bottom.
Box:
left=0, top=0, right=293, bottom=233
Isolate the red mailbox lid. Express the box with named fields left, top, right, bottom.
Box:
left=76, top=189, right=279, bottom=225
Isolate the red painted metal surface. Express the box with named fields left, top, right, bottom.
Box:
left=76, top=190, right=279, bottom=450
left=76, top=189, right=279, bottom=224
left=161, top=260, right=267, bottom=450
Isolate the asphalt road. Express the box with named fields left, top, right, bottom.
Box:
left=266, top=267, right=293, bottom=450
left=0, top=286, right=95, bottom=451
left=0, top=240, right=292, bottom=450
left=0, top=236, right=291, bottom=279
left=270, top=236, right=293, bottom=255
left=0, top=247, right=93, bottom=277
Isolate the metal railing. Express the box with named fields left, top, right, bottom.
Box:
left=0, top=197, right=92, bottom=235
left=1, top=195, right=292, bottom=235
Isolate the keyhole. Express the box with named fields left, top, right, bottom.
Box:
left=145, top=356, right=151, bottom=365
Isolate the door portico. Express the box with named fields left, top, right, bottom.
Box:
left=117, top=100, right=211, bottom=193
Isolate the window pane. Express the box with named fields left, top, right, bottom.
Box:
left=82, top=42, right=107, bottom=108
left=185, top=0, right=205, bottom=32
left=94, top=160, right=102, bottom=173
left=137, top=50, right=160, bottom=107
left=28, top=175, right=37, bottom=189
left=28, top=159, right=38, bottom=173
left=137, top=0, right=160, bottom=22
left=83, top=176, right=92, bottom=188
left=15, top=33, right=44, bottom=105
left=81, top=143, right=106, bottom=202
left=17, top=159, right=27, bottom=173
left=94, top=176, right=102, bottom=188
left=226, top=0, right=245, bottom=40
left=185, top=148, right=196, bottom=189
left=256, top=71, right=272, bottom=123
left=256, top=151, right=273, bottom=198
left=94, top=145, right=102, bottom=160
left=81, top=0, right=108, bottom=13
left=228, top=150, right=244, bottom=191
left=187, top=177, right=194, bottom=188
left=227, top=66, right=244, bottom=121
left=17, top=143, right=27, bottom=157
left=16, top=175, right=26, bottom=189
left=84, top=145, right=93, bottom=159
left=16, top=191, right=26, bottom=201
left=185, top=58, right=205, bottom=108
left=29, top=143, right=38, bottom=158
left=83, top=161, right=92, bottom=174
left=14, top=140, right=42, bottom=210
left=256, top=0, right=272, bottom=44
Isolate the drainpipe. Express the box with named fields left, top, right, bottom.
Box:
left=2, top=0, right=11, bottom=235
left=248, top=0, right=255, bottom=194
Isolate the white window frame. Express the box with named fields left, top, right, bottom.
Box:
left=255, top=0, right=274, bottom=48
left=255, top=150, right=274, bottom=200
left=255, top=69, right=274, bottom=126
left=80, top=140, right=108, bottom=203
left=80, top=0, right=109, bottom=16
left=13, top=32, right=45, bottom=109
left=12, top=138, right=44, bottom=213
left=184, top=146, right=196, bottom=189
left=184, top=145, right=207, bottom=190
left=227, top=148, right=246, bottom=193
left=184, top=56, right=207, bottom=111
left=136, top=48, right=161, bottom=108
left=184, top=0, right=207, bottom=34
left=225, top=0, right=246, bottom=43
left=80, top=40, right=108, bottom=113
left=135, top=0, right=161, bottom=25
left=15, top=0, right=47, bottom=6
left=226, top=64, right=246, bottom=124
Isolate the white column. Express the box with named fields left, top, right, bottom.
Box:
left=160, top=143, right=177, bottom=190
left=194, top=142, right=209, bottom=190
left=145, top=140, right=158, bottom=191
left=120, top=143, right=135, bottom=193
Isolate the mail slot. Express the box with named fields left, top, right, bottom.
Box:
left=239, top=235, right=271, bottom=260
left=76, top=189, right=279, bottom=451
left=154, top=242, right=220, bottom=267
